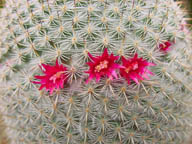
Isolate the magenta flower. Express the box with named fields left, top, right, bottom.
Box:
left=85, top=48, right=121, bottom=83
left=159, top=41, right=172, bottom=53
left=32, top=60, right=68, bottom=94
left=120, top=54, right=155, bottom=84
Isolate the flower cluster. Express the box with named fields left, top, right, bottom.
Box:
left=33, top=44, right=173, bottom=94
left=86, top=49, right=155, bottom=84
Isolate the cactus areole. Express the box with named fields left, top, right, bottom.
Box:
left=0, top=0, right=191, bottom=144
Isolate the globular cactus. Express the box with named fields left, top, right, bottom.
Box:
left=0, top=0, right=192, bottom=144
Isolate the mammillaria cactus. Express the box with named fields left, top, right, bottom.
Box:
left=0, top=0, right=192, bottom=143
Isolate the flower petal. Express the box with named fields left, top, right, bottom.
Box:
left=95, top=74, right=101, bottom=83
left=112, top=70, right=118, bottom=79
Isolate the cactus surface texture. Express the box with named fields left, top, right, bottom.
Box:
left=0, top=0, right=192, bottom=144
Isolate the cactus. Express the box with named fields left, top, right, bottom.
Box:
left=0, top=0, right=192, bottom=143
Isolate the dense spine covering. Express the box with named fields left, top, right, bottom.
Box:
left=0, top=0, right=192, bottom=143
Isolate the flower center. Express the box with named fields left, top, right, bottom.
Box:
left=125, top=62, right=138, bottom=73
left=95, top=60, right=109, bottom=72
left=162, top=44, right=166, bottom=49
left=49, top=71, right=65, bottom=83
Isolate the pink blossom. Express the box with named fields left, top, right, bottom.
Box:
left=32, top=60, right=68, bottom=94
left=159, top=41, right=172, bottom=53
left=120, top=54, right=155, bottom=84
left=85, top=48, right=121, bottom=83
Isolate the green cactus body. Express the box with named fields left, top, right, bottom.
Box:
left=0, top=0, right=192, bottom=143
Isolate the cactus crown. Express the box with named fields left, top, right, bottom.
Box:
left=0, top=0, right=192, bottom=143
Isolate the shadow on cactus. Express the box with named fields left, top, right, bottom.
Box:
left=0, top=0, right=192, bottom=144
left=0, top=0, right=5, bottom=8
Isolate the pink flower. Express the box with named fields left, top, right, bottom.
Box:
left=159, top=41, right=172, bottom=52
left=32, top=60, right=68, bottom=94
left=120, top=54, right=155, bottom=84
left=85, top=48, right=120, bottom=83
